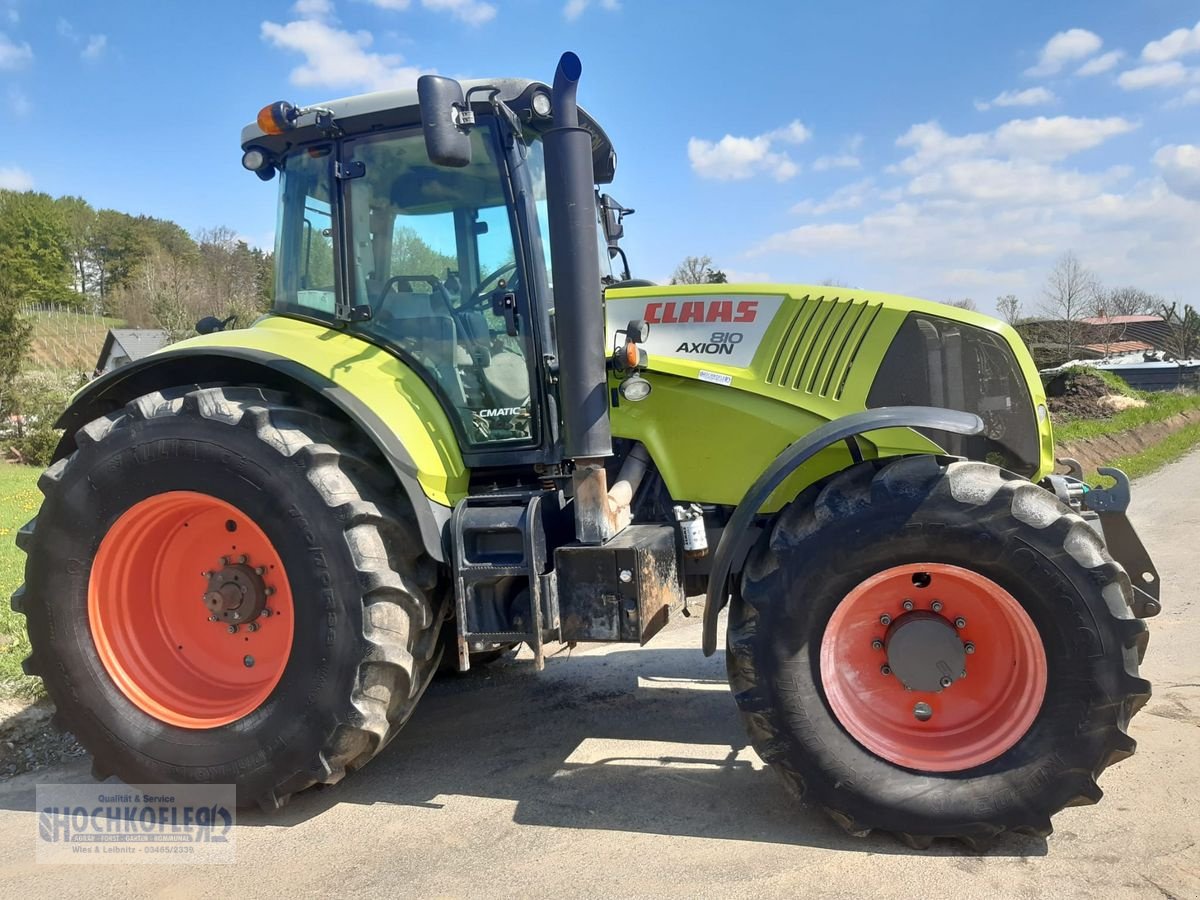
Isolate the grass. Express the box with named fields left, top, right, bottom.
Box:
left=1054, top=390, right=1200, bottom=442
left=24, top=307, right=124, bottom=375
left=0, top=465, right=42, bottom=698
left=1090, top=419, right=1200, bottom=487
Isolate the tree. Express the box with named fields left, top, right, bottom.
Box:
left=1159, top=302, right=1200, bottom=361
left=947, top=298, right=977, bottom=311
left=0, top=190, right=74, bottom=306
left=996, top=294, right=1021, bottom=325
left=56, top=195, right=98, bottom=300
left=1040, top=251, right=1098, bottom=360
left=0, top=300, right=32, bottom=419
left=1094, top=286, right=1160, bottom=318
left=671, top=254, right=722, bottom=285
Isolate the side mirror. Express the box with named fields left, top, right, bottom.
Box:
left=417, top=75, right=472, bottom=168
left=598, top=193, right=624, bottom=245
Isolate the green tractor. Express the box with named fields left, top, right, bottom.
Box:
left=14, top=52, right=1157, bottom=847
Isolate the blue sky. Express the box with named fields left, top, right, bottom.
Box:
left=1, top=0, right=1198, bottom=315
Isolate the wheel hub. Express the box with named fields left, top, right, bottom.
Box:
left=885, top=611, right=966, bottom=692
left=202, top=558, right=269, bottom=625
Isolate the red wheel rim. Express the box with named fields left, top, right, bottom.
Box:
left=819, top=563, right=1046, bottom=772
left=89, top=491, right=294, bottom=729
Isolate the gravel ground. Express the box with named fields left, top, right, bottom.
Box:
left=0, top=449, right=1196, bottom=898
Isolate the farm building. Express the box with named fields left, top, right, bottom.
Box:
left=94, top=329, right=170, bottom=376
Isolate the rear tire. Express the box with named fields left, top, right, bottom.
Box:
left=726, top=456, right=1150, bottom=848
left=14, top=386, right=447, bottom=808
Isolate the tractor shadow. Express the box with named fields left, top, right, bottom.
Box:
left=0, top=641, right=1047, bottom=858
left=252, top=643, right=1047, bottom=858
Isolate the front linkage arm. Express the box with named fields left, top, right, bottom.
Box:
left=701, top=406, right=985, bottom=657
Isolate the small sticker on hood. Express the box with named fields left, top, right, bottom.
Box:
left=698, top=370, right=733, bottom=386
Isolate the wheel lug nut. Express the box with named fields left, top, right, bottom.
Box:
left=879, top=614, right=892, bottom=626
left=913, top=702, right=933, bottom=721
left=261, top=608, right=272, bottom=618
left=939, top=675, right=953, bottom=688
left=871, top=639, right=884, bottom=651
left=954, top=616, right=966, bottom=629
left=902, top=599, right=914, bottom=611
left=265, top=586, right=276, bottom=596
left=255, top=566, right=265, bottom=575
left=227, top=624, right=238, bottom=634
left=931, top=600, right=943, bottom=613
left=219, top=557, right=228, bottom=566
left=880, top=665, right=892, bottom=676
left=964, top=642, right=976, bottom=654
left=237, top=555, right=247, bottom=565
left=246, top=622, right=259, bottom=632
left=208, top=615, right=218, bottom=623
left=243, top=655, right=254, bottom=668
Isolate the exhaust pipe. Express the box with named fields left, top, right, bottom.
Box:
left=544, top=52, right=611, bottom=462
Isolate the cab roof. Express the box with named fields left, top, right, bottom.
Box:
left=240, top=77, right=617, bottom=184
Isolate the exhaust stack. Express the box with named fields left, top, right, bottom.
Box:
left=544, top=52, right=611, bottom=463
left=543, top=52, right=620, bottom=543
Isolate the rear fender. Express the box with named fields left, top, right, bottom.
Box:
left=55, top=344, right=464, bottom=562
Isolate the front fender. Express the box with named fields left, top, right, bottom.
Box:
left=701, top=406, right=984, bottom=656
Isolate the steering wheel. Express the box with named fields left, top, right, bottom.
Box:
left=462, top=262, right=520, bottom=311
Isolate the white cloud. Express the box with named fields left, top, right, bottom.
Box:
left=894, top=116, right=1136, bottom=173
left=688, top=121, right=811, bottom=181
left=1141, top=20, right=1200, bottom=62
left=0, top=165, right=32, bottom=190
left=81, top=33, right=106, bottom=61
left=791, top=179, right=874, bottom=215
left=8, top=85, right=29, bottom=116
left=1154, top=144, right=1200, bottom=202
left=767, top=120, right=812, bottom=144
left=723, top=268, right=772, bottom=283
left=293, top=0, right=336, bottom=17
left=742, top=111, right=1199, bottom=310
left=0, top=30, right=31, bottom=69
left=363, top=0, right=496, bottom=26
left=420, top=0, right=496, bottom=26
left=1076, top=49, right=1124, bottom=75
left=974, top=86, right=1056, bottom=111
left=1168, top=85, right=1200, bottom=107
left=991, top=116, right=1138, bottom=159
left=1026, top=28, right=1103, bottom=76
left=564, top=0, right=619, bottom=21
left=260, top=18, right=424, bottom=91
left=1117, top=61, right=1189, bottom=89
left=812, top=153, right=861, bottom=171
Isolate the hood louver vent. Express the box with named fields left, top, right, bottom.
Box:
left=765, top=295, right=883, bottom=400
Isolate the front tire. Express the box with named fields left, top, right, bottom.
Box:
left=14, top=386, right=447, bottom=808
left=726, top=456, right=1151, bottom=847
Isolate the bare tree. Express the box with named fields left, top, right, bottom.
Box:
left=671, top=255, right=716, bottom=285
left=819, top=277, right=848, bottom=288
left=1159, top=302, right=1200, bottom=361
left=996, top=294, right=1021, bottom=325
left=1040, top=251, right=1098, bottom=360
left=1093, top=286, right=1160, bottom=318
left=946, top=298, right=977, bottom=311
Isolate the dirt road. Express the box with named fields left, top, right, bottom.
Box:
left=1, top=452, right=1197, bottom=898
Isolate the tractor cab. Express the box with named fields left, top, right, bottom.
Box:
left=241, top=75, right=625, bottom=464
